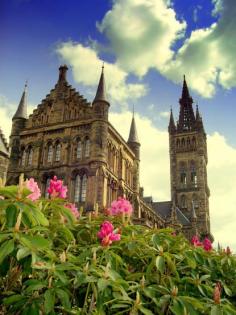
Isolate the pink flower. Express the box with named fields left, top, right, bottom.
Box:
left=108, top=197, right=133, bottom=216
left=203, top=238, right=212, bottom=251
left=97, top=221, right=114, bottom=239
left=25, top=178, right=41, bottom=201
left=191, top=235, right=202, bottom=247
left=65, top=203, right=80, bottom=219
left=98, top=221, right=121, bottom=247
left=47, top=176, right=67, bottom=199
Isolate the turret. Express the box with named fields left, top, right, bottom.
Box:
left=9, top=83, right=28, bottom=170
left=92, top=64, right=110, bottom=120
left=128, top=111, right=140, bottom=160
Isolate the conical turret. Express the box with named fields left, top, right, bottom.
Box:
left=128, top=113, right=139, bottom=144
left=13, top=83, right=28, bottom=120
left=93, top=64, right=109, bottom=105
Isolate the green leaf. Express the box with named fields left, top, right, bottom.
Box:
left=5, top=205, right=18, bottom=228
left=0, top=239, right=14, bottom=264
left=156, top=256, right=165, bottom=274
left=3, top=294, right=25, bottom=305
left=17, top=247, right=31, bottom=261
left=20, top=235, right=50, bottom=251
left=210, top=305, right=223, bottom=315
left=55, top=288, right=71, bottom=309
left=139, top=305, right=154, bottom=315
left=44, top=289, right=55, bottom=314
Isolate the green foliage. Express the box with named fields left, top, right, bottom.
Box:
left=0, top=184, right=236, bottom=314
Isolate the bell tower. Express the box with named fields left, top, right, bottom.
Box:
left=169, top=76, right=211, bottom=238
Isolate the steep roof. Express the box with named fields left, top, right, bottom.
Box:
left=93, top=65, right=109, bottom=104
left=145, top=200, right=190, bottom=226
left=128, top=115, right=139, bottom=143
left=0, top=129, right=9, bottom=157
left=13, top=83, right=28, bottom=119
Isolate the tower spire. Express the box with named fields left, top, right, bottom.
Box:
left=168, top=107, right=176, bottom=133
left=93, top=63, right=109, bottom=104
left=128, top=111, right=139, bottom=144
left=13, top=82, right=28, bottom=120
left=177, top=75, right=195, bottom=132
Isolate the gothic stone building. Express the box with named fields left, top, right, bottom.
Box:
left=6, top=66, right=212, bottom=240
left=0, top=129, right=9, bottom=180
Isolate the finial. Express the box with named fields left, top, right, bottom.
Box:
left=102, top=62, right=104, bottom=72
left=132, top=104, right=135, bottom=117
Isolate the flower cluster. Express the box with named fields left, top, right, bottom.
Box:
left=97, top=221, right=121, bottom=246
left=65, top=203, right=80, bottom=219
left=108, top=197, right=133, bottom=216
left=191, top=235, right=212, bottom=251
left=25, top=178, right=41, bottom=201
left=48, top=176, right=67, bottom=199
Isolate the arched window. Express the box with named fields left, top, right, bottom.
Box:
left=190, top=161, right=197, bottom=187
left=192, top=194, right=198, bottom=208
left=74, top=174, right=87, bottom=203
left=74, top=175, right=81, bottom=203
left=21, top=149, right=26, bottom=166
left=181, top=138, right=185, bottom=147
left=76, top=140, right=82, bottom=159
left=85, top=138, right=90, bottom=157
left=47, top=144, right=53, bottom=163
left=176, top=139, right=180, bottom=148
left=55, top=143, right=61, bottom=162
left=28, top=147, right=33, bottom=166
left=45, top=178, right=51, bottom=198
left=180, top=195, right=187, bottom=208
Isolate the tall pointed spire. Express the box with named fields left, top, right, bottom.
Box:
left=128, top=109, right=139, bottom=143
left=93, top=63, right=109, bottom=104
left=168, top=108, right=176, bottom=133
left=177, top=75, right=196, bottom=132
left=13, top=82, right=28, bottom=120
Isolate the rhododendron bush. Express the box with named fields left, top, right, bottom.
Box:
left=0, top=177, right=236, bottom=314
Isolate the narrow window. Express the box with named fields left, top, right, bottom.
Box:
left=181, top=195, right=187, bottom=208
left=85, top=139, right=90, bottom=157
left=28, top=147, right=33, bottom=166
left=21, top=150, right=26, bottom=166
left=47, top=145, right=53, bottom=163
left=77, top=140, right=82, bottom=159
left=81, top=175, right=87, bottom=202
left=55, top=143, right=61, bottom=162
left=74, top=175, right=81, bottom=203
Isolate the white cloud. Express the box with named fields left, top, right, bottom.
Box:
left=56, top=42, right=147, bottom=104
left=110, top=111, right=236, bottom=250
left=97, top=0, right=186, bottom=77
left=159, top=111, right=169, bottom=118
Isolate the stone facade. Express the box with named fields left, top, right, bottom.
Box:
left=6, top=67, right=212, bottom=239
left=168, top=76, right=211, bottom=240
left=0, top=129, right=9, bottom=180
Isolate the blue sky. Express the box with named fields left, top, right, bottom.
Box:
left=1, top=0, right=236, bottom=249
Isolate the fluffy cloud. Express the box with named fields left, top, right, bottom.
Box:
left=56, top=42, right=147, bottom=104
left=110, top=111, right=236, bottom=250
left=97, top=0, right=186, bottom=77
left=95, top=0, right=236, bottom=98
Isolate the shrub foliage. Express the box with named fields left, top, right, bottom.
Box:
left=0, top=182, right=236, bottom=314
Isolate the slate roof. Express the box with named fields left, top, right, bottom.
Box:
left=128, top=116, right=139, bottom=143
left=142, top=197, right=190, bottom=226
